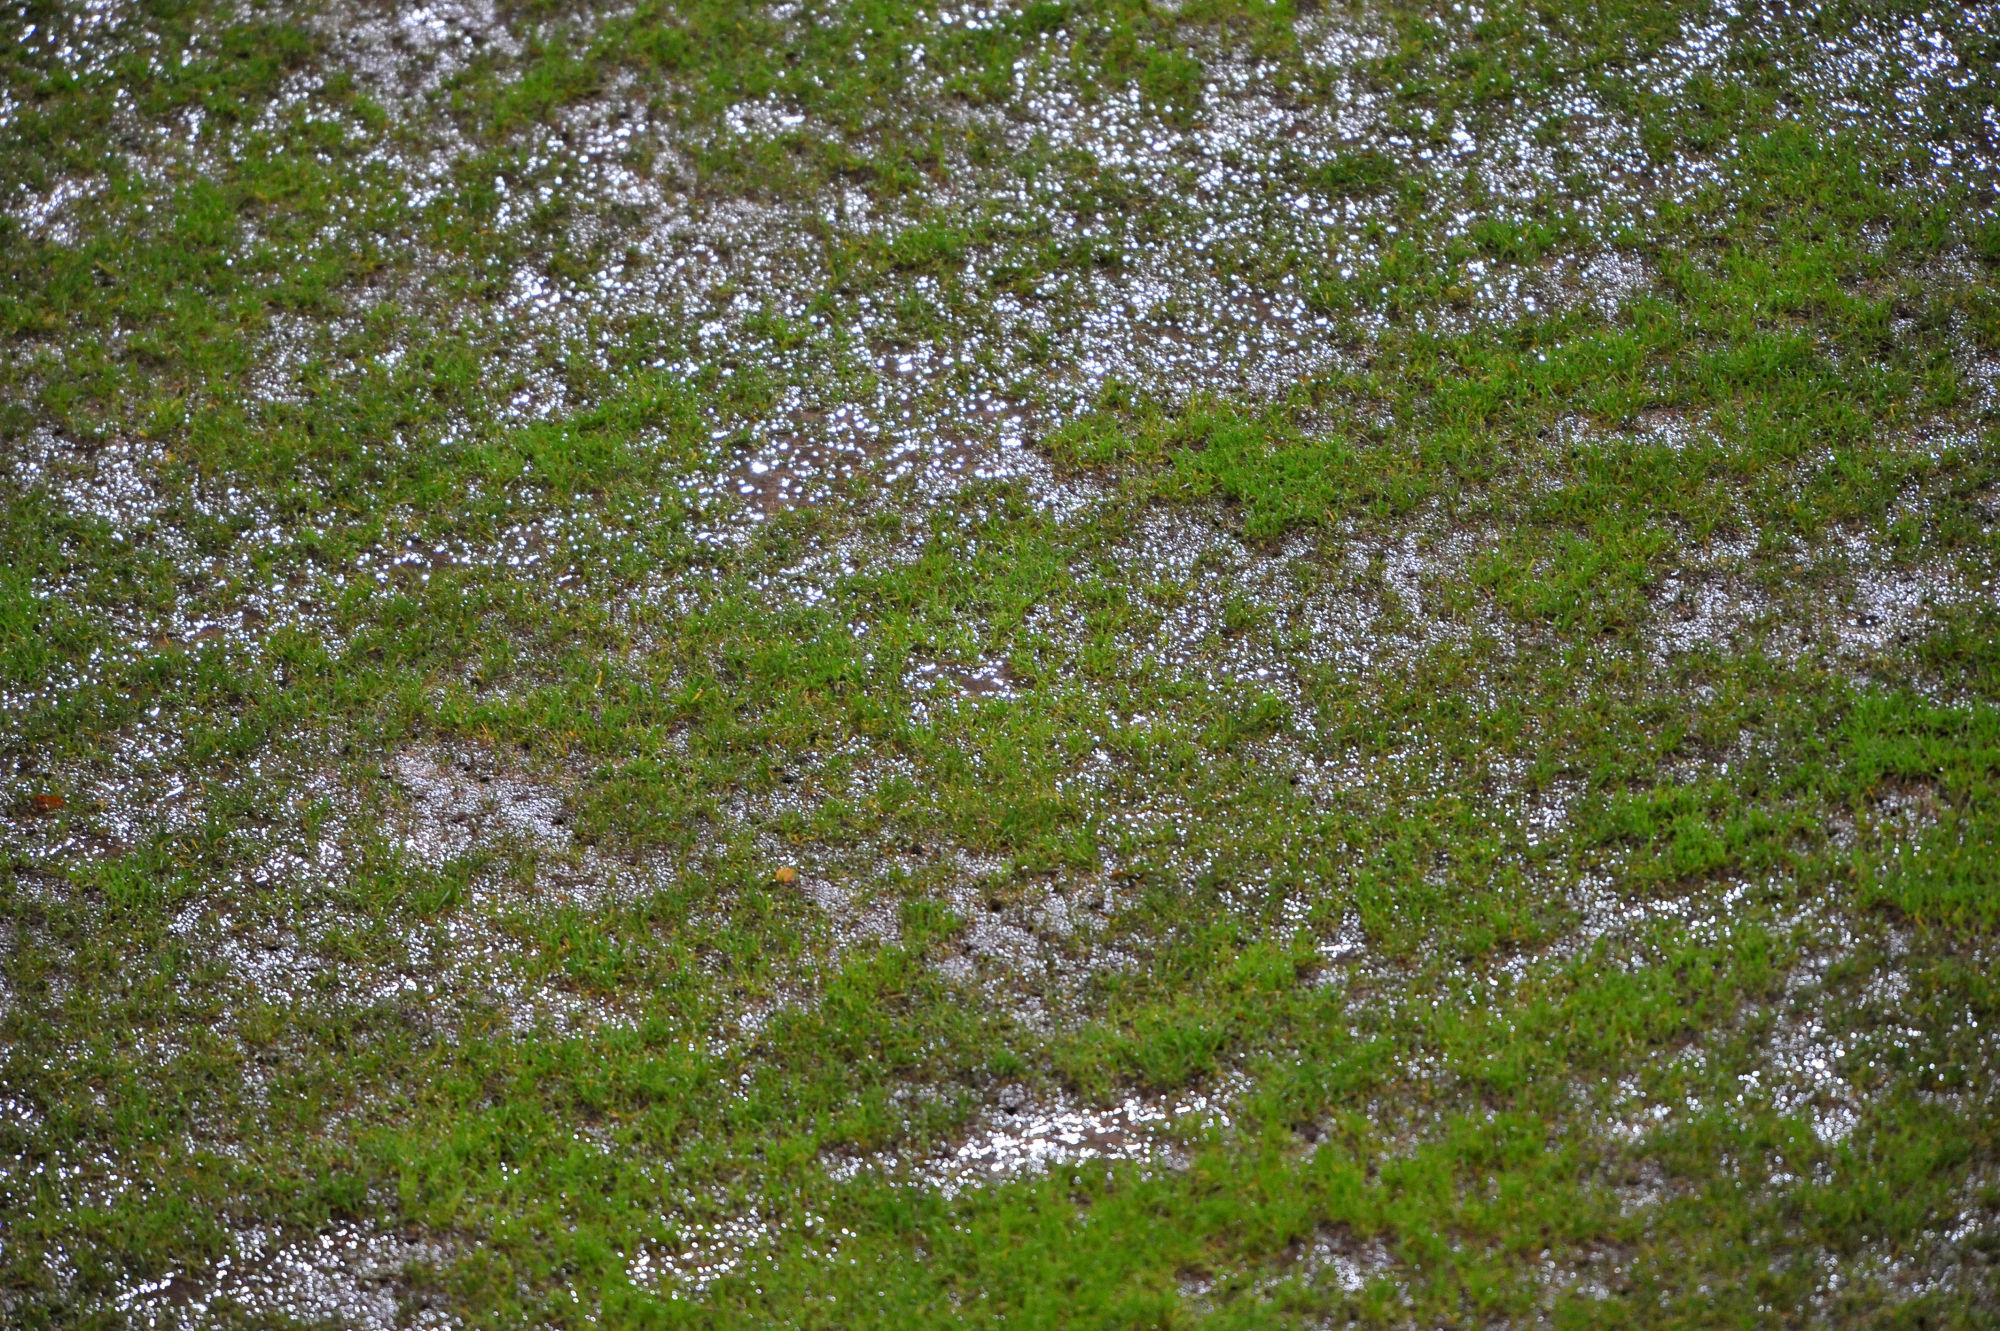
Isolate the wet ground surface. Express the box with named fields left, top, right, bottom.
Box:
left=3, top=0, right=2000, bottom=1324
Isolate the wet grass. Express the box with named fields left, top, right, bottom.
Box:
left=2, top=0, right=1999, bottom=1325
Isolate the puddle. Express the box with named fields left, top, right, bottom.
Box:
left=1756, top=1003, right=1865, bottom=1146
left=797, top=871, right=904, bottom=955
left=931, top=873, right=1144, bottom=1034
left=1179, top=1221, right=1396, bottom=1306
left=825, top=1077, right=1242, bottom=1198
left=1288, top=1223, right=1398, bottom=1296
left=320, top=0, right=519, bottom=105
left=112, top=1224, right=459, bottom=1331
left=1644, top=526, right=1973, bottom=676
left=386, top=745, right=573, bottom=865
left=628, top=1203, right=853, bottom=1300
left=903, top=653, right=1023, bottom=719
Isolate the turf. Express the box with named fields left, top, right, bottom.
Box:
left=1, top=0, right=1998, bottom=1325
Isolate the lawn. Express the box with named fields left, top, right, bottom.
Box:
left=1, top=0, right=1997, bottom=1325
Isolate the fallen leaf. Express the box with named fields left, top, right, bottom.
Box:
left=27, top=794, right=64, bottom=814
left=774, top=865, right=798, bottom=885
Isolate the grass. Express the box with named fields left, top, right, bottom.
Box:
left=1, top=0, right=1998, bottom=1325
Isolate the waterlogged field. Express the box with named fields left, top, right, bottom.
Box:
left=2, top=0, right=1998, bottom=1324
